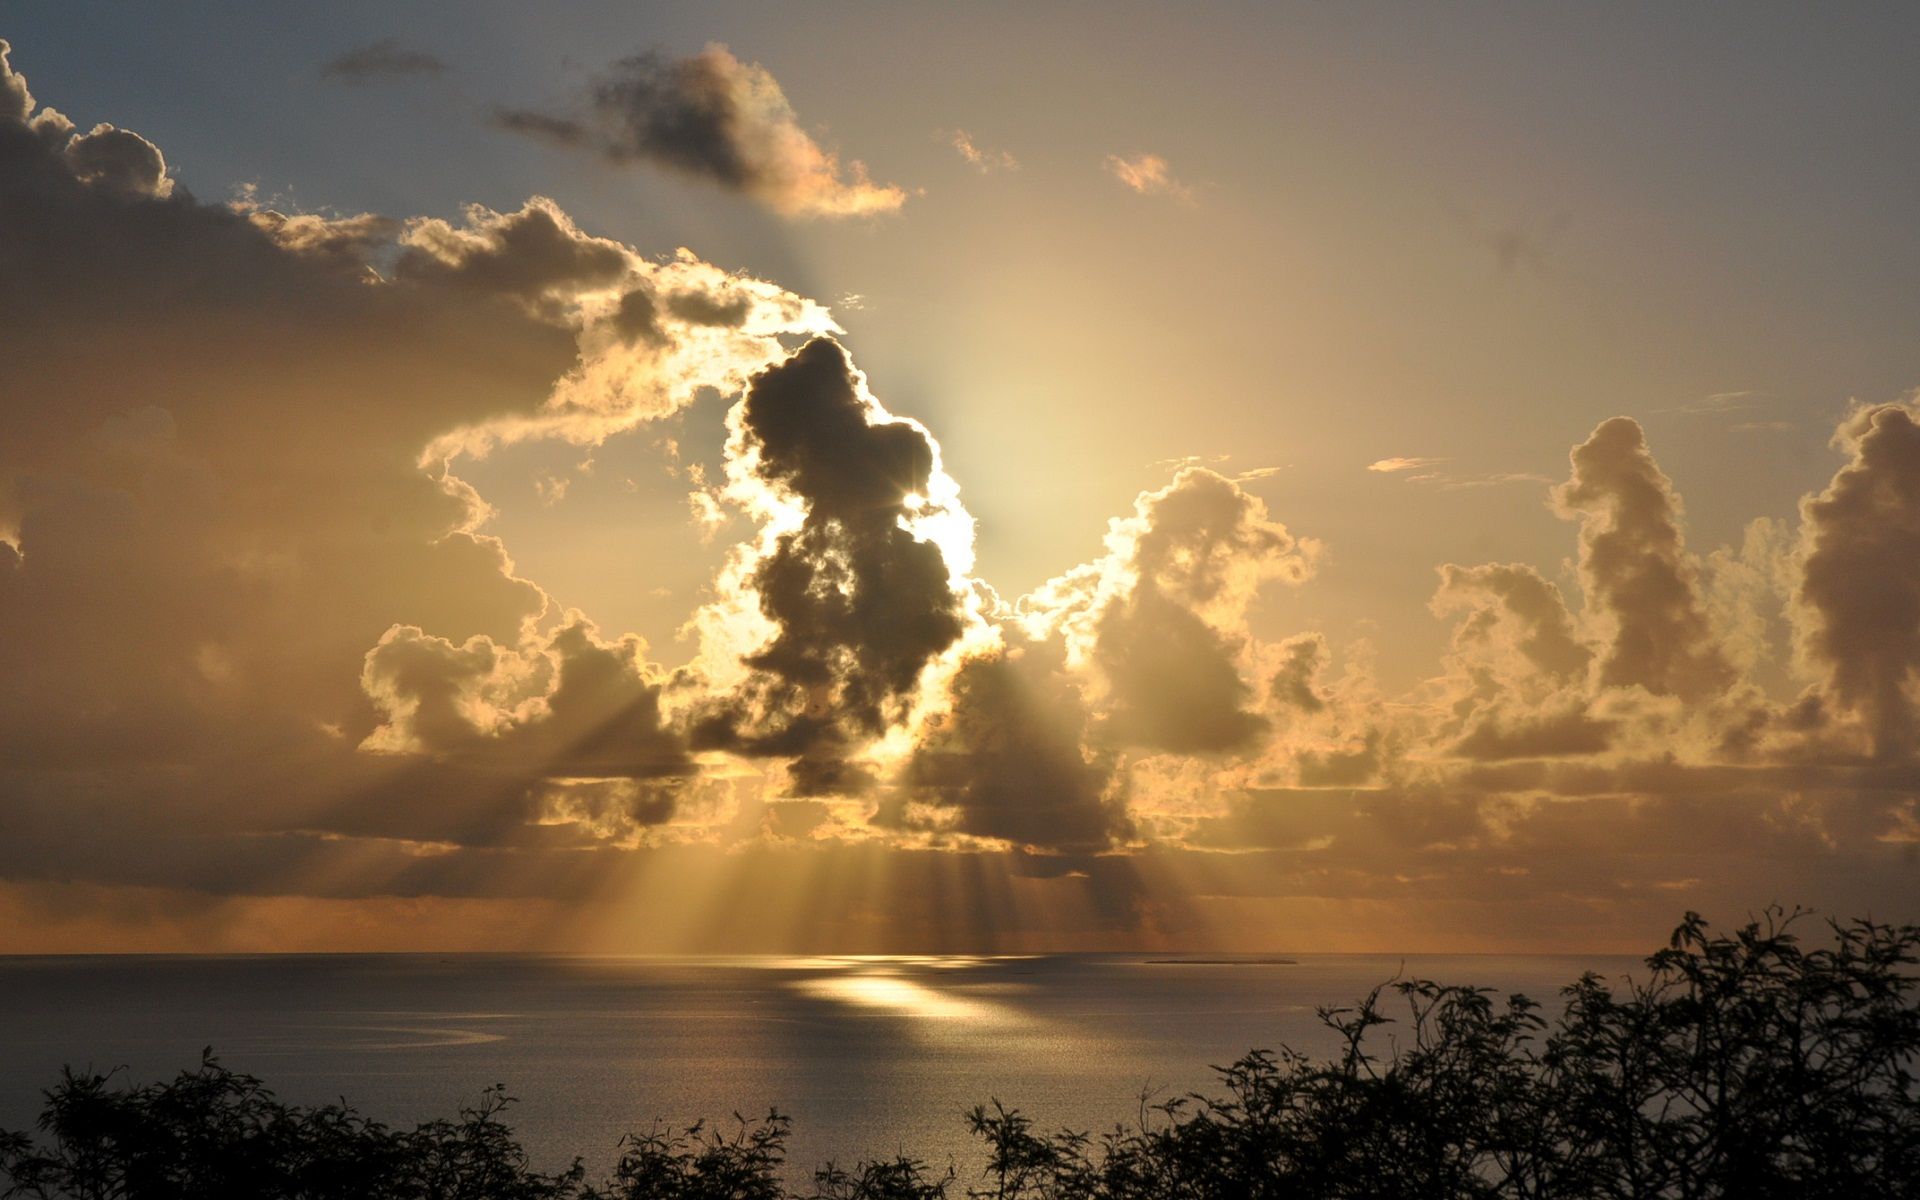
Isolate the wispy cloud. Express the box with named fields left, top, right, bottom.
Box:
left=1437, top=471, right=1555, bottom=490
left=1367, top=456, right=1447, bottom=473
left=947, top=129, right=1016, bottom=172
left=1663, top=390, right=1767, bottom=416
left=1149, top=453, right=1229, bottom=471
left=320, top=38, right=447, bottom=83
left=1145, top=454, right=1281, bottom=484
left=1105, top=152, right=1194, bottom=202
left=1370, top=457, right=1549, bottom=489
left=1232, top=465, right=1287, bottom=483
left=1449, top=206, right=1569, bottom=276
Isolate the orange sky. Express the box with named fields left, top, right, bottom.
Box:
left=1, top=11, right=1918, bottom=953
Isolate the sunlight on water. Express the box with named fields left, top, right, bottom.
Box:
left=787, top=962, right=1012, bottom=1024
left=0, top=954, right=1635, bottom=1178
left=321, top=1025, right=509, bottom=1051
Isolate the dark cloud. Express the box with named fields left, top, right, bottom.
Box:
left=1795, top=402, right=1920, bottom=758
left=901, top=638, right=1132, bottom=854
left=245, top=209, right=400, bottom=266
left=320, top=39, right=448, bottom=83
left=610, top=286, right=664, bottom=344
left=0, top=40, right=819, bottom=906
left=492, top=44, right=907, bottom=218
left=61, top=122, right=171, bottom=198
left=361, top=614, right=691, bottom=779
left=491, top=107, right=588, bottom=143
left=666, top=288, right=753, bottom=328
left=1451, top=704, right=1618, bottom=761
left=395, top=197, right=628, bottom=301
left=1270, top=633, right=1329, bottom=714
left=695, top=338, right=967, bottom=791
left=5, top=34, right=1920, bottom=951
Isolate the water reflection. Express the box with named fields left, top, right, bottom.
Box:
left=0, top=953, right=1638, bottom=1180
left=785, top=958, right=1019, bottom=1025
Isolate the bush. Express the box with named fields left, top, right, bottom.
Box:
left=4, top=909, right=1916, bottom=1199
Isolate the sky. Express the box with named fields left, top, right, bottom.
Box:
left=1, top=2, right=1917, bottom=953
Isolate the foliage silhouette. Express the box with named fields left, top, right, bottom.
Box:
left=3, top=909, right=1916, bottom=1199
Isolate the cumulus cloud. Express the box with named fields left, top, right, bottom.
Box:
left=688, top=338, right=976, bottom=791
left=494, top=44, right=908, bottom=218
left=394, top=197, right=629, bottom=299
left=0, top=39, right=822, bottom=896
left=320, top=39, right=448, bottom=83
left=406, top=201, right=839, bottom=456
left=1433, top=563, right=1592, bottom=688
left=3, top=35, right=1918, bottom=951
left=1794, top=401, right=1920, bottom=757
left=1024, top=468, right=1318, bottom=757
left=61, top=122, right=173, bottom=198
left=1553, top=417, right=1735, bottom=700
left=361, top=613, right=690, bottom=781
left=897, top=636, right=1131, bottom=854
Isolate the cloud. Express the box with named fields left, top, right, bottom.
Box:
left=1793, top=401, right=1920, bottom=758
left=1553, top=417, right=1735, bottom=700
left=0, top=39, right=829, bottom=895
left=897, top=635, right=1131, bottom=854
left=1104, top=152, right=1193, bottom=201
left=1437, top=471, right=1556, bottom=490
left=947, top=129, right=1016, bottom=172
left=1451, top=702, right=1618, bottom=761
left=1432, top=563, right=1592, bottom=687
left=493, top=44, right=908, bottom=219
left=320, top=39, right=448, bottom=83
left=1019, top=468, right=1318, bottom=763
left=3, top=35, right=1919, bottom=951
left=360, top=612, right=691, bottom=781
left=687, top=337, right=977, bottom=791
left=1669, top=389, right=1763, bottom=415
left=402, top=202, right=839, bottom=456
left=395, top=196, right=628, bottom=299
left=1449, top=207, right=1568, bottom=276
left=1369, top=457, right=1551, bottom=489
left=1269, top=633, right=1330, bottom=715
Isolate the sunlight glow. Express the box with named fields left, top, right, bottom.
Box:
left=791, top=967, right=1000, bottom=1022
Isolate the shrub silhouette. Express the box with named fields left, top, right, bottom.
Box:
left=3, top=908, right=1916, bottom=1199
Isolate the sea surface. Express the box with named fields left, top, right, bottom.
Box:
left=0, top=953, right=1639, bottom=1180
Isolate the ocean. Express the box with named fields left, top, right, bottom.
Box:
left=0, top=953, right=1638, bottom=1180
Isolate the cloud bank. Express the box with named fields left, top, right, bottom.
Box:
left=0, top=38, right=1915, bottom=952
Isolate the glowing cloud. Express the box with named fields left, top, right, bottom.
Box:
left=3, top=34, right=1918, bottom=952
left=1368, top=456, right=1446, bottom=473
left=948, top=129, right=1017, bottom=172
left=494, top=44, right=909, bottom=219
left=1104, top=152, right=1193, bottom=201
